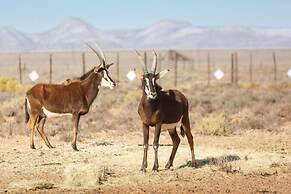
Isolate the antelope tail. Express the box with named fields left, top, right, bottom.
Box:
left=24, top=98, right=30, bottom=124
left=180, top=126, right=185, bottom=137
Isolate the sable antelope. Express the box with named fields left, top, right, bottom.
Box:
left=24, top=44, right=116, bottom=151
left=61, top=62, right=112, bottom=85
left=134, top=50, right=196, bottom=171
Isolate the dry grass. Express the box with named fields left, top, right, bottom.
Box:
left=64, top=163, right=113, bottom=187
left=0, top=76, right=20, bottom=92
left=1, top=81, right=291, bottom=137
left=189, top=83, right=291, bottom=135
left=195, top=113, right=231, bottom=136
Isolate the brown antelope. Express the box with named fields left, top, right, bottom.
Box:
left=134, top=50, right=196, bottom=171
left=24, top=44, right=116, bottom=151
left=61, top=61, right=113, bottom=85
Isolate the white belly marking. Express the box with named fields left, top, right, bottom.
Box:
left=161, top=119, right=182, bottom=131
left=42, top=107, right=72, bottom=118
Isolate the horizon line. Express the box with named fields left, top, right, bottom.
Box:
left=1, top=17, right=291, bottom=33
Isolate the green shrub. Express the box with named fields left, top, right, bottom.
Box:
left=0, top=77, right=20, bottom=92
left=122, top=90, right=139, bottom=104
left=196, top=113, right=231, bottom=136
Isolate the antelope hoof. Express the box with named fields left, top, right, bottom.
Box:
left=140, top=167, right=147, bottom=172
left=30, top=144, right=36, bottom=149
left=48, top=145, right=55, bottom=149
left=72, top=144, right=79, bottom=151
left=191, top=161, right=197, bottom=168
left=165, top=161, right=173, bottom=169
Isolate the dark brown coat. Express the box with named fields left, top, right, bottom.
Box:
left=25, top=65, right=115, bottom=150
left=134, top=50, right=196, bottom=172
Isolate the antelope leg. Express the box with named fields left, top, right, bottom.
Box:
left=71, top=113, right=80, bottom=151
left=141, top=123, right=149, bottom=172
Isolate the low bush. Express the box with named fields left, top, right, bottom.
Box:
left=0, top=77, right=20, bottom=92
left=195, top=113, right=232, bottom=136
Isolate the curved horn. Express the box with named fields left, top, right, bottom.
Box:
left=94, top=42, right=106, bottom=64
left=151, top=50, right=158, bottom=73
left=135, top=50, right=148, bottom=73
left=85, top=43, right=105, bottom=66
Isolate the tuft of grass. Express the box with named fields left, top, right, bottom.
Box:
left=0, top=77, right=20, bottom=92
left=241, top=82, right=260, bottom=89
left=122, top=90, right=139, bottom=104
left=64, top=164, right=113, bottom=187
left=31, top=183, right=55, bottom=191
left=206, top=155, right=241, bottom=174
left=195, top=113, right=232, bottom=136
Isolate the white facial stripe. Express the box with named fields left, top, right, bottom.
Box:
left=144, top=78, right=150, bottom=95
left=104, top=70, right=109, bottom=80
left=145, top=78, right=150, bottom=87
left=144, top=77, right=157, bottom=99
left=101, top=70, right=115, bottom=89
left=145, top=85, right=150, bottom=95
left=42, top=107, right=72, bottom=118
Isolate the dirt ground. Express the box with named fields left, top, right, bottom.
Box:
left=0, top=128, right=290, bottom=194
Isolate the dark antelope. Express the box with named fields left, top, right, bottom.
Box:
left=25, top=44, right=116, bottom=151
left=134, top=50, right=196, bottom=171
left=61, top=61, right=112, bottom=85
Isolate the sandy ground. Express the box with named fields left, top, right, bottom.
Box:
left=0, top=129, right=290, bottom=194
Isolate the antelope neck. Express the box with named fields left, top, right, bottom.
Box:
left=81, top=72, right=102, bottom=106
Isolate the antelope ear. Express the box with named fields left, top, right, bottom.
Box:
left=106, top=63, right=114, bottom=69
left=94, top=65, right=103, bottom=73
left=157, top=69, right=170, bottom=79
left=134, top=69, right=143, bottom=80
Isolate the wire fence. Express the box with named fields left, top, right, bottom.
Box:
left=0, top=49, right=290, bottom=87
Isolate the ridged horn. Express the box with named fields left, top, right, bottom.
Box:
left=135, top=50, right=148, bottom=73
left=151, top=50, right=158, bottom=73
left=85, top=43, right=105, bottom=67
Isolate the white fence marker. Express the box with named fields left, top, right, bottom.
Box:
left=28, top=71, right=39, bottom=82
left=287, top=69, right=291, bottom=79
left=126, top=70, right=136, bottom=81
left=214, top=69, right=224, bottom=80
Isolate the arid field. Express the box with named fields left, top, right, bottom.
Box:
left=0, top=49, right=291, bottom=193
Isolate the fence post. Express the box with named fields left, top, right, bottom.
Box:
left=144, top=51, right=147, bottom=66
left=49, top=54, right=52, bottom=83
left=197, top=50, right=200, bottom=65
left=207, top=52, right=210, bottom=86
left=18, top=54, right=22, bottom=84
left=273, top=51, right=277, bottom=82
left=249, top=51, right=253, bottom=83
left=235, top=52, right=238, bottom=86
left=82, top=52, right=86, bottom=74
left=174, top=52, right=178, bottom=87
left=231, top=53, right=234, bottom=84
left=191, top=58, right=195, bottom=71
left=116, top=52, right=120, bottom=82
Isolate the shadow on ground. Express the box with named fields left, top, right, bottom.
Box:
left=178, top=154, right=241, bottom=169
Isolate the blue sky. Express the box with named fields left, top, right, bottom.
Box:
left=0, top=0, right=290, bottom=32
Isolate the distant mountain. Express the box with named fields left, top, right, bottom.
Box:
left=30, top=17, right=121, bottom=51
left=0, top=27, right=34, bottom=51
left=0, top=17, right=291, bottom=52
